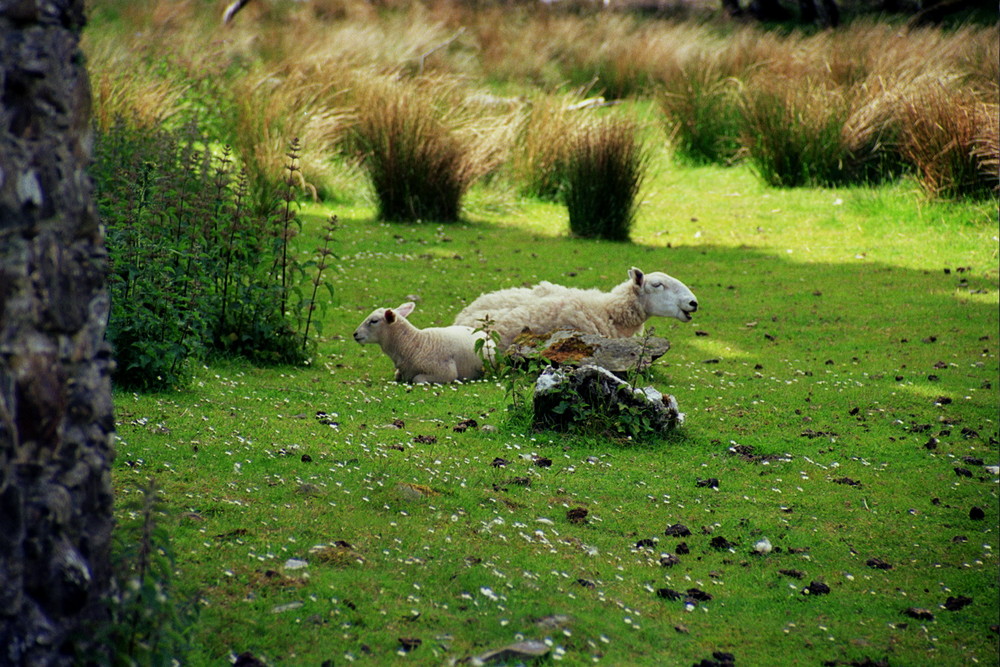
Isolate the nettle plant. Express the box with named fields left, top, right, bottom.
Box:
left=93, top=121, right=335, bottom=390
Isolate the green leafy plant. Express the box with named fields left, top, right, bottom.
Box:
left=97, top=479, right=196, bottom=666
left=94, top=121, right=330, bottom=389
left=298, top=215, right=339, bottom=354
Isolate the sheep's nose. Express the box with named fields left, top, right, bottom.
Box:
left=689, top=300, right=699, bottom=312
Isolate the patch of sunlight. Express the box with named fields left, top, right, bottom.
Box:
left=952, top=289, right=1000, bottom=306
left=499, top=203, right=567, bottom=238
left=688, top=337, right=753, bottom=360
left=418, top=248, right=465, bottom=259
left=897, top=382, right=952, bottom=401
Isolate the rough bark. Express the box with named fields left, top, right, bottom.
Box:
left=0, top=0, right=116, bottom=664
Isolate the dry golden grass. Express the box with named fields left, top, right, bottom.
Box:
left=84, top=0, right=997, bottom=200
left=897, top=78, right=993, bottom=198
left=508, top=92, right=590, bottom=198
left=348, top=73, right=522, bottom=220
left=227, top=65, right=353, bottom=197
left=84, top=34, right=190, bottom=131
left=972, top=101, right=999, bottom=192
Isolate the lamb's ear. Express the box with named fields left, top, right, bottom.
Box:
left=395, top=302, right=416, bottom=319
left=628, top=267, right=645, bottom=286
left=384, top=309, right=396, bottom=324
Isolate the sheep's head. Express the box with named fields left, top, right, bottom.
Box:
left=353, top=302, right=416, bottom=344
left=629, top=267, right=699, bottom=322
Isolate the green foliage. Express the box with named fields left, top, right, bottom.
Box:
left=474, top=318, right=545, bottom=415
left=659, top=66, right=743, bottom=166
left=562, top=118, right=648, bottom=241
left=739, top=78, right=912, bottom=188
left=99, top=479, right=195, bottom=666
left=93, top=121, right=332, bottom=390
left=739, top=81, right=854, bottom=188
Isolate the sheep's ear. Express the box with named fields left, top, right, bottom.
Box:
left=384, top=309, right=396, bottom=324
left=628, top=267, right=645, bottom=286
left=396, top=302, right=416, bottom=318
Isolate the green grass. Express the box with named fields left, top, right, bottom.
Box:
left=111, top=143, right=999, bottom=665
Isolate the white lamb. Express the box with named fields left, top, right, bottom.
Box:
left=454, top=267, right=698, bottom=348
left=353, top=302, right=494, bottom=384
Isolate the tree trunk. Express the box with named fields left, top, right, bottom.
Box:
left=0, top=1, right=116, bottom=664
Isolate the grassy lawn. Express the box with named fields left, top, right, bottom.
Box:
left=112, top=154, right=998, bottom=665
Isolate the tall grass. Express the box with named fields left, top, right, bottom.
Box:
left=84, top=1, right=997, bottom=203
left=658, top=57, right=743, bottom=165
left=972, top=101, right=999, bottom=194
left=349, top=75, right=520, bottom=222
left=562, top=117, right=649, bottom=241
left=897, top=80, right=997, bottom=199
left=651, top=20, right=998, bottom=196
left=84, top=34, right=189, bottom=131
left=228, top=67, right=351, bottom=206
left=509, top=93, right=587, bottom=199
left=739, top=78, right=855, bottom=187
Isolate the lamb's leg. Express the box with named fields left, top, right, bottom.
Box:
left=412, top=360, right=459, bottom=385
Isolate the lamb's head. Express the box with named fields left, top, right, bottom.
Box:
left=353, top=302, right=416, bottom=344
left=629, top=267, right=699, bottom=322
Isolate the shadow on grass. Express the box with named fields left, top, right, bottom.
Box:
left=320, top=211, right=997, bottom=457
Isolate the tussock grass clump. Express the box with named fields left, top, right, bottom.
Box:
left=739, top=73, right=911, bottom=188
left=972, top=101, right=999, bottom=194
left=228, top=67, right=351, bottom=206
left=350, top=75, right=519, bottom=222
left=739, top=78, right=853, bottom=187
left=898, top=80, right=998, bottom=199
left=509, top=93, right=586, bottom=199
left=562, top=117, right=648, bottom=241
left=658, top=58, right=743, bottom=165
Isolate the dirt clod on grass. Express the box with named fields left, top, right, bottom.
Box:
left=665, top=523, right=691, bottom=537
left=944, top=595, right=973, bottom=611
left=803, top=581, right=831, bottom=595
left=659, top=553, right=681, bottom=567
left=903, top=607, right=935, bottom=621
left=453, top=418, right=477, bottom=432
left=710, top=536, right=735, bottom=550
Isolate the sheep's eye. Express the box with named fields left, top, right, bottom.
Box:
left=369, top=318, right=379, bottom=324
left=650, top=281, right=663, bottom=288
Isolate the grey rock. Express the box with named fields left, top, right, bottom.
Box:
left=508, top=331, right=670, bottom=375
left=532, top=365, right=683, bottom=434
left=471, top=639, right=550, bottom=665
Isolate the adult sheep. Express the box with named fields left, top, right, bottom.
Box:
left=454, top=267, right=698, bottom=348
left=354, top=301, right=494, bottom=384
